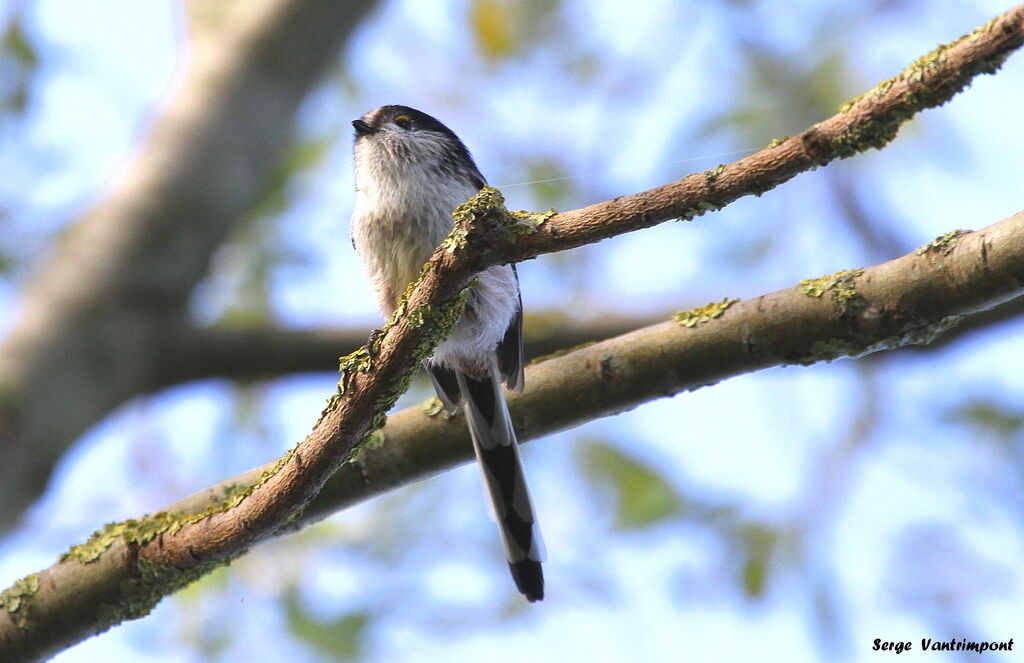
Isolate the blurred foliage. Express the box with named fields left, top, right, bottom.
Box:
left=519, top=157, right=576, bottom=208
left=697, top=46, right=855, bottom=144
left=470, top=0, right=515, bottom=58
left=286, top=589, right=371, bottom=661
left=578, top=440, right=682, bottom=529
left=0, top=228, right=11, bottom=274
left=0, top=12, right=38, bottom=278
left=690, top=3, right=919, bottom=270
left=252, top=137, right=334, bottom=220
left=175, top=567, right=234, bottom=660
left=1, top=15, right=37, bottom=118
left=469, top=0, right=560, bottom=60
left=946, top=399, right=1024, bottom=441
left=738, top=522, right=777, bottom=598
left=208, top=136, right=333, bottom=326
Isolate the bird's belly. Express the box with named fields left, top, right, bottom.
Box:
left=352, top=190, right=453, bottom=314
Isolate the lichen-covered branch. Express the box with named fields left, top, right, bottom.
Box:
left=4, top=206, right=1022, bottom=661
left=480, top=5, right=1024, bottom=267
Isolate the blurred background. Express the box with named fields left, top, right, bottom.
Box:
left=1, top=0, right=1023, bottom=661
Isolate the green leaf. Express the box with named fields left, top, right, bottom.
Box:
left=253, top=137, right=332, bottom=219
left=578, top=441, right=682, bottom=529
left=520, top=157, right=574, bottom=208
left=739, top=523, right=777, bottom=598
left=946, top=400, right=1024, bottom=440
left=285, top=589, right=370, bottom=660
left=3, top=20, right=38, bottom=67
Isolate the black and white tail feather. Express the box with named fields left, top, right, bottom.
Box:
left=426, top=327, right=545, bottom=601
left=350, top=105, right=545, bottom=601
left=459, top=369, right=545, bottom=601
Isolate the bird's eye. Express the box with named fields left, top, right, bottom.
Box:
left=394, top=115, right=412, bottom=130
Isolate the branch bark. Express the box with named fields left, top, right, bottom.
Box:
left=154, top=298, right=1024, bottom=385
left=0, top=0, right=378, bottom=532
left=154, top=313, right=663, bottom=385
left=3, top=5, right=1024, bottom=659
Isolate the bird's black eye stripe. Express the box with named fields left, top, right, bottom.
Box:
left=394, top=115, right=412, bottom=130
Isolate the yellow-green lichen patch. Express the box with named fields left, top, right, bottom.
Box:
left=1, top=573, right=39, bottom=620
left=361, top=428, right=387, bottom=451
left=915, top=229, right=970, bottom=256
left=422, top=397, right=446, bottom=417
left=866, top=314, right=963, bottom=353
left=674, top=297, right=740, bottom=328
left=451, top=186, right=554, bottom=241
left=63, top=522, right=124, bottom=563
left=447, top=186, right=507, bottom=250
left=679, top=201, right=721, bottom=221
left=831, top=18, right=1014, bottom=157
left=767, top=136, right=791, bottom=148
left=799, top=268, right=864, bottom=300
left=970, top=16, right=999, bottom=42
left=63, top=511, right=194, bottom=564
left=61, top=479, right=268, bottom=570
left=703, top=164, right=726, bottom=184
left=509, top=208, right=557, bottom=236
left=213, top=482, right=251, bottom=513
left=336, top=346, right=374, bottom=396
left=358, top=286, right=472, bottom=440
left=800, top=268, right=868, bottom=320
left=439, top=226, right=469, bottom=253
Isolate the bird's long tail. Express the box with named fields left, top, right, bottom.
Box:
left=456, top=367, right=545, bottom=602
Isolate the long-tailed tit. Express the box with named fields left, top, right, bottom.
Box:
left=350, top=105, right=545, bottom=602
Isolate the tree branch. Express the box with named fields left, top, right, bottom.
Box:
left=155, top=313, right=663, bottom=385
left=0, top=0, right=378, bottom=532
left=155, top=297, right=1024, bottom=386
left=482, top=6, right=1024, bottom=267
left=3, top=6, right=1024, bottom=659
left=4, top=207, right=1023, bottom=660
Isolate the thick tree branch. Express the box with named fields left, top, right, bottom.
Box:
left=155, top=313, right=662, bottom=385
left=0, top=0, right=377, bottom=532
left=4, top=208, right=1023, bottom=661
left=155, top=298, right=1024, bottom=385
left=3, top=6, right=1024, bottom=659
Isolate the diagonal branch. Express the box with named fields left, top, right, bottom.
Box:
left=481, top=5, right=1024, bottom=266
left=3, top=6, right=1024, bottom=660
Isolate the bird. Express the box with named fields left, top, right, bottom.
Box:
left=349, top=105, right=545, bottom=602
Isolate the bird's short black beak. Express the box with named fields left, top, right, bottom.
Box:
left=352, top=119, right=375, bottom=136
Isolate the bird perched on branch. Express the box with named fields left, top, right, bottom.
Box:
left=350, top=105, right=545, bottom=602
